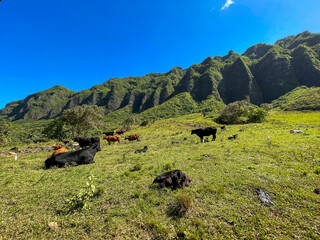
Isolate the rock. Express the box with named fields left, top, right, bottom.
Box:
left=255, top=187, right=275, bottom=206
left=48, top=222, right=58, bottom=229
left=290, top=129, right=304, bottom=133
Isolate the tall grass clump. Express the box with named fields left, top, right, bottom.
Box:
left=167, top=193, right=193, bottom=217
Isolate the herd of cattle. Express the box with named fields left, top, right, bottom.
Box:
left=44, top=126, right=229, bottom=189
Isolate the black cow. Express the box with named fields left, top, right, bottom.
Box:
left=103, top=131, right=114, bottom=136
left=33, top=139, right=47, bottom=143
left=45, top=139, right=101, bottom=168
left=228, top=134, right=238, bottom=140
left=191, top=127, right=217, bottom=142
left=152, top=170, right=191, bottom=190
left=221, top=126, right=226, bottom=130
left=73, top=137, right=100, bottom=149
left=135, top=146, right=148, bottom=154
left=115, top=130, right=125, bottom=135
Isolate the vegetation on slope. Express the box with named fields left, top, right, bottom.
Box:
left=269, top=86, right=320, bottom=111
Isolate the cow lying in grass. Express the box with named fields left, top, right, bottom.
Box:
left=228, top=134, right=238, bottom=140
left=135, top=146, right=148, bottom=154
left=45, top=138, right=101, bottom=168
left=51, top=145, right=68, bottom=157
left=191, top=127, right=217, bottom=142
left=73, top=137, right=100, bottom=149
left=152, top=170, right=191, bottom=190
left=125, top=134, right=140, bottom=142
left=103, top=135, right=120, bottom=145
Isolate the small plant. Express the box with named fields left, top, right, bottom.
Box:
left=63, top=175, right=101, bottom=213
left=168, top=193, right=193, bottom=217
left=130, top=163, right=142, bottom=172
left=162, top=163, right=173, bottom=171
left=314, top=168, right=320, bottom=175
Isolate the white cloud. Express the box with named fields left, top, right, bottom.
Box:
left=221, top=0, right=234, bottom=10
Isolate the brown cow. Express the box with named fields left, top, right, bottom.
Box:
left=52, top=145, right=68, bottom=157
left=103, top=135, right=121, bottom=145
left=125, top=134, right=140, bottom=142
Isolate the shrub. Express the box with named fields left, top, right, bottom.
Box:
left=215, top=101, right=267, bottom=124
left=62, top=175, right=101, bottom=214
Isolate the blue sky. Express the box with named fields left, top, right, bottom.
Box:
left=1, top=0, right=320, bottom=109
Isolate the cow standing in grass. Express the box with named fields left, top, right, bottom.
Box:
left=73, top=137, right=100, bottom=149
left=103, top=131, right=114, bottom=136
left=103, top=135, right=121, bottom=145
left=191, top=127, right=217, bottom=143
left=125, top=134, right=140, bottom=142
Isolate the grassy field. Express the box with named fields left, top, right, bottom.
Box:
left=0, top=111, right=320, bottom=239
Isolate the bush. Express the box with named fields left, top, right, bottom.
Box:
left=215, top=101, right=267, bottom=124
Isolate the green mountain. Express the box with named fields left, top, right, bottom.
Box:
left=1, top=31, right=320, bottom=121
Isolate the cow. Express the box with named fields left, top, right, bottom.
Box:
left=221, top=126, right=226, bottom=130
left=45, top=139, right=101, bottom=168
left=52, top=145, right=68, bottom=157
left=125, top=134, right=140, bottom=142
left=115, top=128, right=128, bottom=135
left=103, top=135, right=120, bottom=145
left=103, top=131, right=114, bottom=136
left=135, top=146, right=148, bottom=154
left=228, top=134, right=238, bottom=140
left=191, top=127, right=217, bottom=142
left=73, top=137, right=100, bottom=149
left=152, top=170, right=191, bottom=190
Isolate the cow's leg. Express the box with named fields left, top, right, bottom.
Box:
left=212, top=135, right=216, bottom=141
left=200, top=136, right=204, bottom=143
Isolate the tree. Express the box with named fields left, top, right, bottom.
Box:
left=0, top=120, right=12, bottom=146
left=42, top=118, right=69, bottom=140
left=60, top=105, right=104, bottom=137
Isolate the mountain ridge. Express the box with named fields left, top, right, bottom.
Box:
left=1, top=31, right=320, bottom=121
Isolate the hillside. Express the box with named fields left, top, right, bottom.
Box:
left=269, top=86, right=320, bottom=111
left=0, top=112, right=320, bottom=239
left=1, top=31, right=320, bottom=121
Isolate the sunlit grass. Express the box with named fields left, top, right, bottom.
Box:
left=0, top=111, right=320, bottom=239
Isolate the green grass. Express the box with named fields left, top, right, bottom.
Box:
left=0, top=111, right=320, bottom=239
